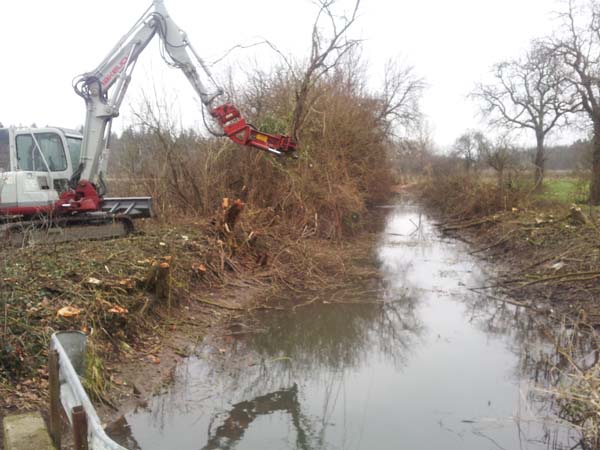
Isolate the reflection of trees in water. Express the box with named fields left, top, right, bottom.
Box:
left=196, top=297, right=423, bottom=450
left=108, top=293, right=424, bottom=450
left=465, top=293, right=599, bottom=449
left=466, top=293, right=598, bottom=384
left=248, top=297, right=422, bottom=372
left=202, top=384, right=310, bottom=450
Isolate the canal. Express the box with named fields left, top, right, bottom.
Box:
left=110, top=202, right=581, bottom=450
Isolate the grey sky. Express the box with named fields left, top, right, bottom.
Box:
left=1, top=0, right=566, bottom=147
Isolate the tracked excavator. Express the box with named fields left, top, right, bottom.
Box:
left=0, top=0, right=296, bottom=245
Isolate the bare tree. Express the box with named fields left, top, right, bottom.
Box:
left=550, top=0, right=600, bottom=204
left=453, top=130, right=489, bottom=173
left=289, top=0, right=361, bottom=142
left=472, top=42, right=577, bottom=191
left=483, top=136, right=518, bottom=191
left=378, top=59, right=427, bottom=136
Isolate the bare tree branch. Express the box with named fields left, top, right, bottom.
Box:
left=289, top=0, right=362, bottom=141
left=209, top=39, right=294, bottom=74
left=378, top=59, right=427, bottom=135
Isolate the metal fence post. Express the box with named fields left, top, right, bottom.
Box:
left=72, top=405, right=89, bottom=450
left=49, top=349, right=61, bottom=450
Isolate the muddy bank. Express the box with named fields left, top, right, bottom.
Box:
left=436, top=206, right=600, bottom=317
left=0, top=206, right=383, bottom=425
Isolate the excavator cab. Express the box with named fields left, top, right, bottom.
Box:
left=1, top=126, right=151, bottom=245
left=0, top=127, right=82, bottom=216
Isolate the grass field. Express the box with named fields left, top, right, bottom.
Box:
left=540, top=174, right=589, bottom=204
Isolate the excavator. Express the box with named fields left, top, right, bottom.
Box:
left=0, top=0, right=296, bottom=245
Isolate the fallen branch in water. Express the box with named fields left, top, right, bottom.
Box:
left=195, top=297, right=286, bottom=312
left=292, top=296, right=320, bottom=312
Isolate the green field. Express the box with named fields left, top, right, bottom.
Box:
left=541, top=175, right=589, bottom=204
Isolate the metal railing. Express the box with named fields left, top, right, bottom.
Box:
left=49, top=331, right=128, bottom=450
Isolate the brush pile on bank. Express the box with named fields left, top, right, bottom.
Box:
left=111, top=65, right=401, bottom=240
left=0, top=201, right=380, bottom=412
left=418, top=173, right=528, bottom=218
left=419, top=174, right=600, bottom=314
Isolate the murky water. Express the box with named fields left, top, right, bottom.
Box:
left=110, top=203, right=582, bottom=450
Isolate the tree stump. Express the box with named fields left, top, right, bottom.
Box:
left=155, top=262, right=171, bottom=301
left=144, top=256, right=172, bottom=306
left=568, top=206, right=588, bottom=225
left=222, top=198, right=245, bottom=232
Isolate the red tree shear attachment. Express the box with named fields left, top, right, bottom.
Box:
left=211, top=103, right=297, bottom=156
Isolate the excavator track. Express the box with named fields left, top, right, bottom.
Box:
left=1, top=213, right=135, bottom=247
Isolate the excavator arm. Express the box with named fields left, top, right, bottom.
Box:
left=57, top=0, right=297, bottom=217
left=3, top=0, right=297, bottom=245
left=71, top=0, right=296, bottom=193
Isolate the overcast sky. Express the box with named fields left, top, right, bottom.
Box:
left=0, top=0, right=569, bottom=148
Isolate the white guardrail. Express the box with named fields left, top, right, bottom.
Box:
left=50, top=331, right=128, bottom=450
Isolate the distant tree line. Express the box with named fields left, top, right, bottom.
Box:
left=533, top=140, right=592, bottom=171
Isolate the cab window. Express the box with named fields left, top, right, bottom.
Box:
left=66, top=136, right=82, bottom=168
left=0, top=129, right=9, bottom=171
left=16, top=133, right=68, bottom=172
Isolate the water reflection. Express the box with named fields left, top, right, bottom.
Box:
left=201, top=385, right=307, bottom=450
left=111, top=296, right=424, bottom=450
left=109, top=202, right=589, bottom=450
